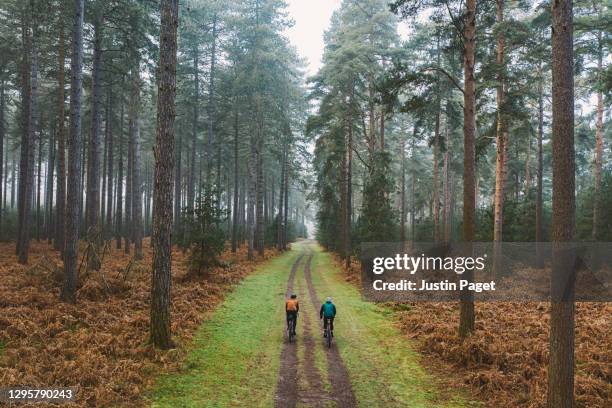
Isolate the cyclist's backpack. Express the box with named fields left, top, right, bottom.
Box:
left=286, top=299, right=299, bottom=311
left=322, top=302, right=336, bottom=317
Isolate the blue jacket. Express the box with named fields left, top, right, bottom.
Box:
left=320, top=301, right=336, bottom=318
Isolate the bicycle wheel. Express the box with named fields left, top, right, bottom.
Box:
left=325, top=320, right=332, bottom=348
left=288, top=319, right=295, bottom=343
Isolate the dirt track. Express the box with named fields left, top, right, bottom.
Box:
left=275, top=246, right=357, bottom=407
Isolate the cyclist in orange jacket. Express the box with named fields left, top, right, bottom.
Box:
left=285, top=293, right=299, bottom=335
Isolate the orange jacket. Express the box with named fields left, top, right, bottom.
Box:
left=285, top=299, right=299, bottom=312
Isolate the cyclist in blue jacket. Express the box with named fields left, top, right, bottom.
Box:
left=319, top=297, right=337, bottom=337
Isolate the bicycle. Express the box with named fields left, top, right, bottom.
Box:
left=287, top=314, right=297, bottom=343
left=324, top=317, right=333, bottom=348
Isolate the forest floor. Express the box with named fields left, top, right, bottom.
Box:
left=150, top=240, right=477, bottom=407
left=0, top=238, right=278, bottom=407
left=341, top=258, right=612, bottom=408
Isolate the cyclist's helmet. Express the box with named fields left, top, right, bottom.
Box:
left=326, top=297, right=332, bottom=302
left=290, top=293, right=297, bottom=299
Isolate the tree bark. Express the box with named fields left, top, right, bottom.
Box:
left=36, top=126, right=42, bottom=241
left=492, top=0, right=506, bottom=276
left=85, top=17, right=103, bottom=243
left=61, top=0, right=85, bottom=304
left=459, top=0, right=476, bottom=339
left=548, top=1, right=575, bottom=406
left=115, top=96, right=124, bottom=249
left=17, top=2, right=37, bottom=264
left=130, top=74, right=143, bottom=260
left=345, top=105, right=353, bottom=269
left=400, top=129, right=406, bottom=243
left=256, top=136, right=264, bottom=256
left=232, top=107, right=239, bottom=252
left=0, top=79, right=4, bottom=235
left=433, top=37, right=442, bottom=242
left=125, top=85, right=133, bottom=254
left=206, top=14, right=217, bottom=183
left=151, top=0, right=179, bottom=350
left=410, top=126, right=416, bottom=244
left=283, top=156, right=289, bottom=251
left=535, top=73, right=544, bottom=267
left=247, top=137, right=255, bottom=259
left=174, top=133, right=181, bottom=236
left=106, top=86, right=114, bottom=236
left=592, top=31, right=603, bottom=240
left=46, top=127, right=55, bottom=241
left=443, top=122, right=451, bottom=242
left=188, top=48, right=198, bottom=215
left=277, top=142, right=286, bottom=250
left=525, top=129, right=532, bottom=195
left=55, top=11, right=66, bottom=252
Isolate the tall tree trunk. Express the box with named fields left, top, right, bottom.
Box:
left=340, top=123, right=347, bottom=257
left=106, top=86, right=114, bottom=236
left=206, top=14, right=217, bottom=183
left=410, top=126, right=416, bottom=243
left=493, top=0, right=506, bottom=276
left=525, top=130, right=532, bottom=195
left=19, top=14, right=38, bottom=264
left=55, top=11, right=66, bottom=252
left=125, top=86, right=133, bottom=254
left=277, top=142, right=285, bottom=250
left=459, top=0, right=476, bottom=339
left=17, top=4, right=31, bottom=258
left=345, top=107, right=353, bottom=269
left=433, top=112, right=440, bottom=242
left=174, top=133, right=181, bottom=236
left=151, top=0, right=178, bottom=350
left=36, top=127, right=42, bottom=241
left=535, top=73, right=544, bottom=267
left=400, top=130, right=406, bottom=243
left=379, top=107, right=385, bottom=150
left=232, top=108, right=239, bottom=252
left=256, top=137, right=264, bottom=256
left=592, top=31, right=603, bottom=240
left=61, top=0, right=85, bottom=304
left=101, top=117, right=107, bottom=230
left=0, top=79, right=4, bottom=235
left=283, top=157, right=289, bottom=251
left=45, top=127, right=55, bottom=241
left=433, top=37, right=442, bottom=242
left=188, top=48, right=198, bottom=215
left=247, top=138, right=255, bottom=260
left=130, top=74, right=143, bottom=260
left=443, top=122, right=451, bottom=242
left=86, top=15, right=103, bottom=270
left=115, top=97, right=124, bottom=249
left=548, top=1, right=575, bottom=406
left=11, top=149, right=16, bottom=210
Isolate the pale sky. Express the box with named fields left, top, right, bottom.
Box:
left=284, top=0, right=342, bottom=77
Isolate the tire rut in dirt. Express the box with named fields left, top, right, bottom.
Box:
left=275, top=254, right=303, bottom=408
left=296, top=255, right=329, bottom=407
left=304, top=252, right=357, bottom=408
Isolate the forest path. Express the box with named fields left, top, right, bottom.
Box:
left=150, top=241, right=476, bottom=407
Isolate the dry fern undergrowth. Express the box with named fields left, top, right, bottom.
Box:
left=335, top=254, right=611, bottom=408
left=0, top=239, right=279, bottom=407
